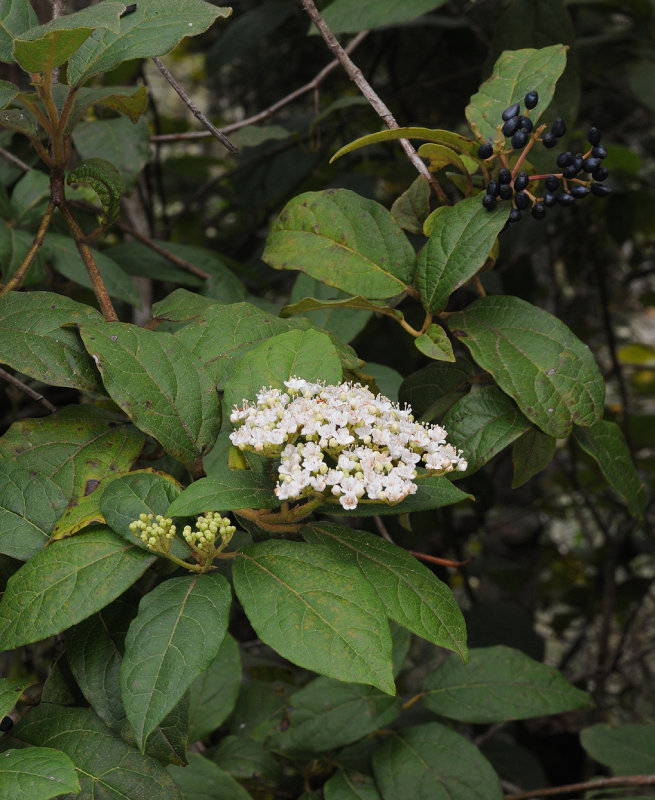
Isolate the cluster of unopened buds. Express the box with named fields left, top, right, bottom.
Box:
left=182, top=511, right=236, bottom=555
left=129, top=513, right=176, bottom=554
left=476, top=89, right=610, bottom=227
left=229, top=377, right=467, bottom=511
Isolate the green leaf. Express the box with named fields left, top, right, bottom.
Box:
left=233, top=540, right=395, bottom=694
left=10, top=168, right=49, bottom=225
left=281, top=295, right=403, bottom=325
left=67, top=0, right=232, bottom=85
left=0, top=678, right=33, bottom=718
left=0, top=527, right=154, bottom=649
left=188, top=633, right=241, bottom=742
left=423, top=646, right=593, bottom=723
left=262, top=189, right=415, bottom=299
left=265, top=676, right=400, bottom=754
left=78, top=321, right=220, bottom=473
left=0, top=405, right=145, bottom=502
left=121, top=572, right=231, bottom=750
left=0, top=747, right=80, bottom=800
left=167, top=473, right=280, bottom=516
left=317, top=0, right=448, bottom=34
left=229, top=678, right=299, bottom=740
left=67, top=157, right=124, bottom=224
left=465, top=45, right=568, bottom=143
left=0, top=222, right=46, bottom=285
left=99, top=471, right=182, bottom=546
left=0, top=460, right=67, bottom=560
left=372, top=722, right=503, bottom=800
left=11, top=705, right=182, bottom=798
left=174, top=301, right=301, bottom=386
left=303, top=522, right=467, bottom=659
left=416, top=196, right=507, bottom=313
left=415, top=324, right=455, bottom=361
left=325, top=769, right=383, bottom=800
left=331, top=127, right=479, bottom=164
left=168, top=752, right=252, bottom=800
left=213, top=736, right=280, bottom=784
left=391, top=175, right=431, bottom=235
left=442, top=386, right=532, bottom=474
left=573, top=420, right=647, bottom=517
left=67, top=599, right=189, bottom=766
left=399, top=358, right=475, bottom=420
left=512, top=427, right=556, bottom=488
left=448, top=296, right=605, bottom=438
left=222, top=328, right=342, bottom=414
left=580, top=723, right=655, bottom=774
left=67, top=84, right=148, bottom=129
left=12, top=3, right=123, bottom=73
left=72, top=116, right=151, bottom=192
left=318, top=473, right=471, bottom=516
left=43, top=233, right=142, bottom=308
left=0, top=0, right=38, bottom=63
left=0, top=290, right=103, bottom=392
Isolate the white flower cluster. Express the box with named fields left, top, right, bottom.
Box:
left=229, top=377, right=467, bottom=510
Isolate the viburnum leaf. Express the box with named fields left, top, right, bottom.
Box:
left=0, top=747, right=80, bottom=800
left=168, top=753, right=252, bottom=800
left=324, top=769, right=383, bottom=800
left=0, top=0, right=38, bottom=63
left=233, top=540, right=395, bottom=694
left=316, top=0, right=448, bottom=34
left=580, top=723, right=655, bottom=774
left=399, top=358, right=475, bottom=421
left=512, top=427, right=556, bottom=488
left=166, top=472, right=280, bottom=516
left=188, top=634, right=241, bottom=742
left=0, top=678, right=34, bottom=720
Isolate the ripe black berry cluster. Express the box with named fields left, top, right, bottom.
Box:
left=476, top=90, right=611, bottom=228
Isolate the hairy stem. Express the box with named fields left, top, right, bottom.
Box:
left=0, top=200, right=55, bottom=294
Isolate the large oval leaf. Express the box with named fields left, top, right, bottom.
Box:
left=303, top=522, right=467, bottom=659
left=233, top=540, right=394, bottom=694
left=0, top=527, right=154, bottom=650
left=121, top=572, right=231, bottom=750
left=372, top=722, right=503, bottom=800
left=416, top=196, right=507, bottom=313
left=317, top=0, right=448, bottom=34
left=580, top=723, right=655, bottom=774
left=168, top=753, right=251, bottom=800
left=0, top=747, right=80, bottom=800
left=423, top=646, right=593, bottom=723
left=465, top=45, right=568, bottom=142
left=448, top=296, right=605, bottom=438
left=262, top=189, right=415, bottom=299
left=167, top=472, right=280, bottom=516
left=78, top=321, right=220, bottom=473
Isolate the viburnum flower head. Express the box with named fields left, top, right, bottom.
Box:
left=229, top=377, right=467, bottom=510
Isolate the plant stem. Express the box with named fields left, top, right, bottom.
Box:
left=0, top=367, right=56, bottom=412
left=505, top=774, right=655, bottom=800
left=0, top=200, right=55, bottom=294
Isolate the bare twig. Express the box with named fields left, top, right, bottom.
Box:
left=116, top=220, right=210, bottom=280
left=409, top=550, right=473, bottom=568
left=0, top=146, right=31, bottom=172
left=0, top=200, right=55, bottom=294
left=505, top=774, right=655, bottom=800
left=373, top=514, right=394, bottom=543
left=0, top=367, right=56, bottom=413
left=299, top=0, right=449, bottom=205
left=152, top=56, right=239, bottom=154
left=150, top=31, right=369, bottom=144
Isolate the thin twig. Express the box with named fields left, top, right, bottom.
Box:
left=1, top=200, right=55, bottom=294
left=152, top=56, right=238, bottom=154
left=409, top=550, right=473, bottom=568
left=150, top=31, right=369, bottom=144
left=373, top=514, right=394, bottom=543
left=116, top=220, right=210, bottom=279
left=504, top=774, right=655, bottom=800
left=0, top=146, right=31, bottom=172
left=0, top=367, right=56, bottom=413
left=299, top=0, right=449, bottom=205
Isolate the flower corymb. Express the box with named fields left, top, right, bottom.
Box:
left=229, top=377, right=467, bottom=510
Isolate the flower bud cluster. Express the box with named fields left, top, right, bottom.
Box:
left=183, top=511, right=236, bottom=554
left=129, top=513, right=176, bottom=553
left=229, top=377, right=467, bottom=510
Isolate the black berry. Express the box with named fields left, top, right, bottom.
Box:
left=531, top=203, right=546, bottom=219
left=502, top=116, right=521, bottom=137
left=524, top=90, right=539, bottom=110
left=499, top=184, right=514, bottom=200
left=482, top=194, right=498, bottom=210
left=542, top=132, right=558, bottom=148
left=502, top=102, right=521, bottom=121
left=545, top=175, right=559, bottom=192
left=591, top=182, right=611, bottom=196
left=498, top=168, right=512, bottom=184
left=557, top=192, right=575, bottom=207
left=518, top=115, right=534, bottom=133
left=509, top=208, right=522, bottom=223
left=588, top=126, right=602, bottom=146
left=486, top=180, right=500, bottom=197
left=544, top=192, right=557, bottom=207
left=591, top=145, right=607, bottom=159
left=570, top=184, right=590, bottom=198
left=477, top=142, right=494, bottom=159
left=563, top=164, right=579, bottom=179
left=557, top=151, right=572, bottom=168
left=514, top=191, right=531, bottom=210
left=572, top=154, right=584, bottom=172
left=582, top=157, right=601, bottom=173
left=514, top=171, right=529, bottom=191
left=551, top=118, right=566, bottom=138
left=592, top=165, right=609, bottom=181
left=0, top=716, right=13, bottom=732
left=511, top=129, right=529, bottom=149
